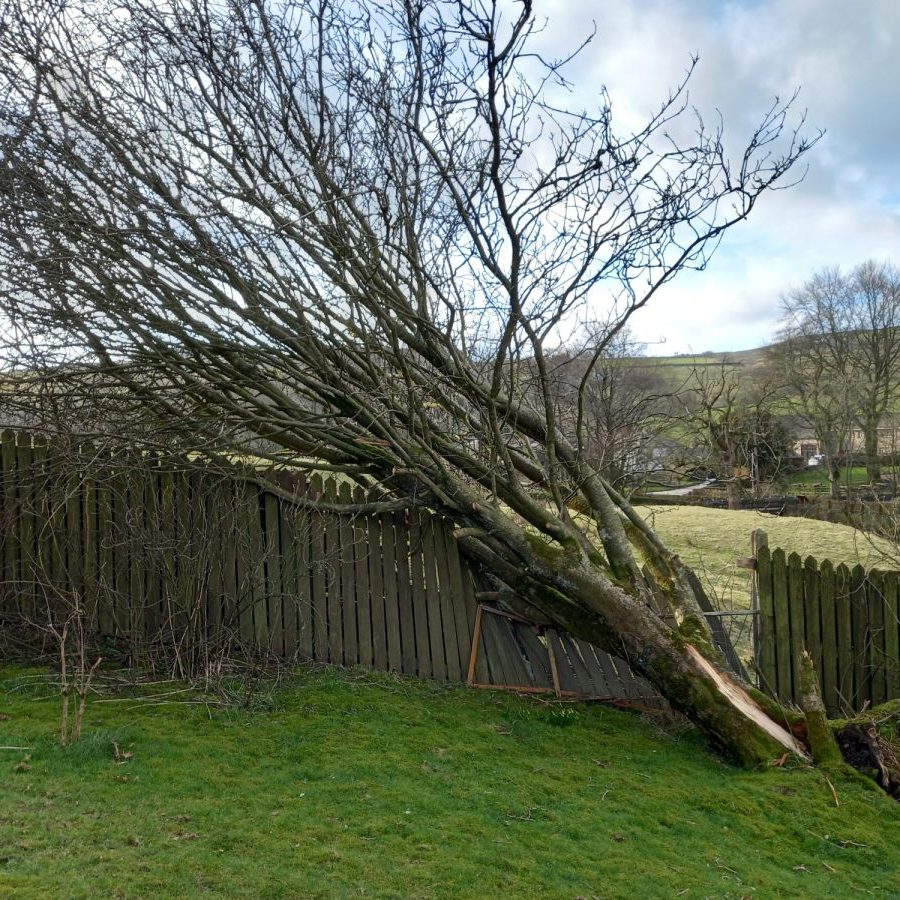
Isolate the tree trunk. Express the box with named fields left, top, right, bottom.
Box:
left=827, top=456, right=841, bottom=498
left=863, top=418, right=881, bottom=483
left=463, top=536, right=808, bottom=768
left=723, top=447, right=741, bottom=510
left=725, top=478, right=741, bottom=510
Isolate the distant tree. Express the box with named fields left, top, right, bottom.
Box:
left=546, top=329, right=673, bottom=490
left=777, top=262, right=900, bottom=484
left=679, top=359, right=782, bottom=508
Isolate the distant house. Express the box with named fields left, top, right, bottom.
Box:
left=788, top=414, right=900, bottom=462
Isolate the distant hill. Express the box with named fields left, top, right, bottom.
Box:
left=620, top=345, right=774, bottom=389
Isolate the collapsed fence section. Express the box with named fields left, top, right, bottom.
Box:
left=0, top=429, right=666, bottom=705
left=753, top=530, right=900, bottom=715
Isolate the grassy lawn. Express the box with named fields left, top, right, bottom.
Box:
left=2, top=665, right=899, bottom=899
left=639, top=505, right=895, bottom=613
left=784, top=467, right=895, bottom=489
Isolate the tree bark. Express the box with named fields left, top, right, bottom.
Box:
left=461, top=534, right=808, bottom=768
left=827, top=456, right=841, bottom=498
left=725, top=478, right=741, bottom=510
left=863, top=416, right=881, bottom=483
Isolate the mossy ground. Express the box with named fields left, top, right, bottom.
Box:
left=2, top=665, right=899, bottom=898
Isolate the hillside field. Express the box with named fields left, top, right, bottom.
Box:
left=639, top=504, right=895, bottom=611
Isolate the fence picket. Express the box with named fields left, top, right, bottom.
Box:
left=755, top=545, right=777, bottom=696
left=849, top=564, right=869, bottom=710
left=351, top=486, right=373, bottom=668
left=308, top=474, right=329, bottom=662
left=803, top=556, right=822, bottom=687
left=835, top=564, right=854, bottom=714
left=421, top=517, right=447, bottom=681
left=867, top=570, right=887, bottom=708
left=334, top=484, right=356, bottom=665
left=16, top=435, right=36, bottom=621
left=408, top=513, right=431, bottom=678
left=264, top=491, right=283, bottom=656
left=393, top=510, right=417, bottom=674
left=787, top=552, right=804, bottom=699
left=367, top=509, right=387, bottom=670
left=771, top=549, right=791, bottom=702
left=884, top=571, right=900, bottom=701
left=2, top=430, right=20, bottom=599
left=379, top=511, right=402, bottom=671
left=819, top=560, right=839, bottom=713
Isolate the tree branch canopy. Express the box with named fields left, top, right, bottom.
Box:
left=0, top=0, right=822, bottom=764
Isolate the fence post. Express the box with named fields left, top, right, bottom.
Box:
left=751, top=529, right=770, bottom=690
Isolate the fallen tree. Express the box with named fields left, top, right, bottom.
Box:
left=0, top=0, right=867, bottom=772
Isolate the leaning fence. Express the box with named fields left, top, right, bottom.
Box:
left=0, top=429, right=663, bottom=703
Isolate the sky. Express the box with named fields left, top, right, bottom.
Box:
left=535, top=0, right=900, bottom=355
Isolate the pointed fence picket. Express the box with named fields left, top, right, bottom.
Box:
left=753, top=529, right=900, bottom=715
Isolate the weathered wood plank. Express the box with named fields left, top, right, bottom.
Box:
left=323, top=480, right=343, bottom=663
left=546, top=630, right=580, bottom=693
left=866, top=570, right=887, bottom=708
left=204, top=475, right=225, bottom=645
left=787, top=551, right=804, bottom=701
left=336, top=484, right=359, bottom=666
left=295, top=502, right=314, bottom=661
left=379, top=511, right=402, bottom=671
left=819, top=559, right=839, bottom=713
left=351, top=486, right=372, bottom=668
left=560, top=636, right=597, bottom=695
left=771, top=548, right=792, bottom=702
left=15, top=436, right=36, bottom=621
left=263, top=491, right=283, bottom=656
left=1, top=430, right=19, bottom=602
left=513, top=625, right=555, bottom=689
left=835, top=563, right=853, bottom=714
left=367, top=507, right=387, bottom=671
left=803, top=556, right=822, bottom=690
left=93, top=452, right=115, bottom=635
left=755, top=544, right=777, bottom=698
left=308, top=474, right=329, bottom=662
left=883, top=570, right=900, bottom=701
left=432, top=519, right=461, bottom=683
left=480, top=613, right=519, bottom=686
left=849, top=564, right=869, bottom=710
left=393, top=510, right=416, bottom=675
left=220, top=477, right=241, bottom=639
left=126, top=466, right=148, bottom=647
left=439, top=520, right=473, bottom=677
left=407, top=514, right=431, bottom=678
left=421, top=516, right=447, bottom=681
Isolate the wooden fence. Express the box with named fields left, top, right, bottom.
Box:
left=753, top=530, right=900, bottom=715
left=0, top=429, right=660, bottom=702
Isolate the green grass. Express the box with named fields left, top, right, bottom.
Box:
left=1, top=665, right=899, bottom=898
left=784, top=467, right=890, bottom=488
left=639, top=505, right=895, bottom=612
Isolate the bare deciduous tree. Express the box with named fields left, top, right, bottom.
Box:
left=0, top=0, right=830, bottom=765
left=679, top=359, right=783, bottom=509
left=777, top=262, right=900, bottom=485
left=546, top=329, right=674, bottom=491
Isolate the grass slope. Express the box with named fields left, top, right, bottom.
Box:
left=2, top=666, right=899, bottom=898
left=640, top=505, right=895, bottom=611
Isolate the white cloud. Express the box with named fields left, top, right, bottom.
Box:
left=534, top=0, right=900, bottom=353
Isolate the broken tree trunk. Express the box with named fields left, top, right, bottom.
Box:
left=460, top=532, right=810, bottom=768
